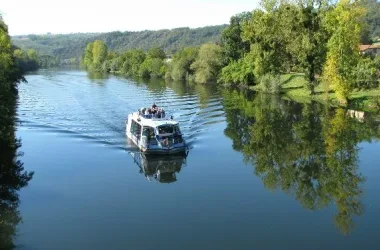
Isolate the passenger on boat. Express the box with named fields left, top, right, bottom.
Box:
left=151, top=103, right=158, bottom=114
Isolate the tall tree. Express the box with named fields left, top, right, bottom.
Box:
left=0, top=15, right=34, bottom=249
left=242, top=1, right=297, bottom=77
left=361, top=0, right=380, bottom=39
left=147, top=47, right=166, bottom=60
left=221, top=12, right=252, bottom=65
left=121, top=49, right=146, bottom=76
left=191, top=43, right=223, bottom=83
left=294, top=1, right=328, bottom=90
left=83, top=42, right=94, bottom=69
left=167, top=47, right=199, bottom=81
left=92, top=40, right=108, bottom=71
left=322, top=0, right=366, bottom=104
left=0, top=17, right=23, bottom=90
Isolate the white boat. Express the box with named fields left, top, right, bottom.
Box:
left=126, top=106, right=187, bottom=155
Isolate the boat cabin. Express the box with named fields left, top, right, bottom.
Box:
left=126, top=106, right=187, bottom=154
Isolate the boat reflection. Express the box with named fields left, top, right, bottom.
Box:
left=130, top=152, right=187, bottom=183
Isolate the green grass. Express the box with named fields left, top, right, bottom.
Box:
left=280, top=73, right=308, bottom=89
left=250, top=73, right=380, bottom=111
left=250, top=73, right=308, bottom=93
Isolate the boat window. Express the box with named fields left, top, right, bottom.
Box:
left=142, top=126, right=155, bottom=137
left=157, top=125, right=180, bottom=134
left=174, top=125, right=181, bottom=133
left=131, top=120, right=142, bottom=136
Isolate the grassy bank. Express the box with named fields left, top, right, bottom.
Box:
left=250, top=73, right=380, bottom=112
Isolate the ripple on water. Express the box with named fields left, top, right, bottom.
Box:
left=18, top=70, right=227, bottom=152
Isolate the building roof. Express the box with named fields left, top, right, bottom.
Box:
left=359, top=45, right=371, bottom=51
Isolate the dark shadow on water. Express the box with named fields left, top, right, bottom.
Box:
left=0, top=89, right=34, bottom=249
left=221, top=88, right=380, bottom=235
left=129, top=152, right=187, bottom=184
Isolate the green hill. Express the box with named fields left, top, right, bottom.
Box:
left=11, top=25, right=226, bottom=60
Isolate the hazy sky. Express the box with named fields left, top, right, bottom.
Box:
left=0, top=0, right=259, bottom=35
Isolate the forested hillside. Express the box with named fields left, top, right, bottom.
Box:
left=11, top=25, right=226, bottom=60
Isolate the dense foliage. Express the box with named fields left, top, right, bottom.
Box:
left=217, top=0, right=380, bottom=104
left=322, top=0, right=367, bottom=104
left=0, top=16, right=34, bottom=250
left=166, top=47, right=199, bottom=81
left=190, top=43, right=223, bottom=83
left=13, top=48, right=39, bottom=72
left=361, top=0, right=380, bottom=40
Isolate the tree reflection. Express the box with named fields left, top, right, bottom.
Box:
left=0, top=89, right=34, bottom=249
left=222, top=89, right=380, bottom=235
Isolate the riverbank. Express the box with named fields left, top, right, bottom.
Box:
left=251, top=73, right=380, bottom=112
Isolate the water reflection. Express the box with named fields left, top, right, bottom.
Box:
left=86, top=71, right=109, bottom=84
left=222, top=89, right=380, bottom=235
left=0, top=90, right=34, bottom=249
left=130, top=153, right=187, bottom=183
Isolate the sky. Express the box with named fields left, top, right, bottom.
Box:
left=0, top=0, right=259, bottom=36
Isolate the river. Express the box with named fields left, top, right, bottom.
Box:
left=12, top=68, right=380, bottom=250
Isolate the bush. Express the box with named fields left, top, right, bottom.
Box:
left=352, top=57, right=380, bottom=89
left=219, top=55, right=255, bottom=86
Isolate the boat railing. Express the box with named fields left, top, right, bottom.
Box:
left=139, top=112, right=174, bottom=121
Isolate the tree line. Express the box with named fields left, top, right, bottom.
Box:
left=82, top=0, right=380, bottom=104
left=82, top=39, right=224, bottom=83
left=12, top=25, right=226, bottom=61
left=0, top=16, right=34, bottom=250
left=219, top=0, right=380, bottom=104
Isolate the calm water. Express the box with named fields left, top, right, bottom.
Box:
left=14, top=69, right=380, bottom=250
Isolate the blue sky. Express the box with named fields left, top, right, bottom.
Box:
left=0, top=0, right=259, bottom=35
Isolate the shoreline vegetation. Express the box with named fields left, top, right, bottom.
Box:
left=79, top=0, right=380, bottom=110
left=0, top=16, right=34, bottom=249
left=251, top=73, right=380, bottom=111
left=8, top=0, right=380, bottom=111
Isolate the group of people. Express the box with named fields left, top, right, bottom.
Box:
left=140, top=103, right=166, bottom=118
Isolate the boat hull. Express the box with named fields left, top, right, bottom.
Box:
left=141, top=146, right=187, bottom=155
left=126, top=131, right=187, bottom=155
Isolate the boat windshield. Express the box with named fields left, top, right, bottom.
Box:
left=157, top=125, right=180, bottom=134
left=142, top=126, right=155, bottom=137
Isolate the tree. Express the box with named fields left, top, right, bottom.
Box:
left=92, top=40, right=108, bottom=71
left=322, top=0, right=366, bottom=104
left=293, top=1, right=328, bottom=89
left=82, top=40, right=108, bottom=71
left=83, top=42, right=94, bottom=69
left=139, top=58, right=167, bottom=78
left=0, top=16, right=34, bottom=249
left=0, top=17, right=24, bottom=90
left=191, top=43, right=223, bottom=83
left=147, top=47, right=166, bottom=60
left=242, top=2, right=296, bottom=77
left=27, top=49, right=38, bottom=61
left=219, top=53, right=255, bottom=86
left=167, top=47, right=199, bottom=81
left=221, top=12, right=252, bottom=65
left=361, top=0, right=380, bottom=39
left=121, top=49, right=146, bottom=76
